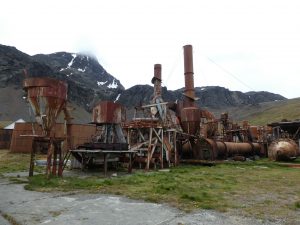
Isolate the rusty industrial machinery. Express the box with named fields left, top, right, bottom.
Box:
left=268, top=138, right=299, bottom=161
left=165, top=45, right=265, bottom=162
left=266, top=121, right=300, bottom=161
left=124, top=64, right=177, bottom=170
left=68, top=101, right=135, bottom=176
left=180, top=45, right=201, bottom=135
left=23, top=77, right=68, bottom=177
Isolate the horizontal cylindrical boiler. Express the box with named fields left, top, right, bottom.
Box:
left=191, top=138, right=262, bottom=160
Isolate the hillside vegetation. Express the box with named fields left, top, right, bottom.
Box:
left=211, top=98, right=300, bottom=126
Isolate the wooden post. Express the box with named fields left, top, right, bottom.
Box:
left=161, top=129, right=164, bottom=169
left=29, top=139, right=36, bottom=177
left=52, top=142, right=57, bottom=176
left=46, top=140, right=53, bottom=178
left=146, top=127, right=153, bottom=170
left=104, top=153, right=108, bottom=177
left=174, top=131, right=178, bottom=165
left=58, top=141, right=63, bottom=177
left=128, top=152, right=132, bottom=173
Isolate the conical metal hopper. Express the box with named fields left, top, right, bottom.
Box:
left=23, top=77, right=68, bottom=136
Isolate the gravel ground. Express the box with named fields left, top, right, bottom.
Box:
left=0, top=173, right=282, bottom=225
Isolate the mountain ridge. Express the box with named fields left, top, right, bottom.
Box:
left=0, top=44, right=287, bottom=123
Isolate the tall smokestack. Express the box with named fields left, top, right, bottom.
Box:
left=180, top=45, right=201, bottom=135
left=151, top=64, right=162, bottom=98
left=183, top=45, right=198, bottom=106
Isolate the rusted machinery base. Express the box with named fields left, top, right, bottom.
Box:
left=29, top=136, right=65, bottom=177
left=69, top=149, right=135, bottom=177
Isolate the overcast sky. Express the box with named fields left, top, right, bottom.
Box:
left=1, top=0, right=300, bottom=98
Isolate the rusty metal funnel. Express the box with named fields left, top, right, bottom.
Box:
left=23, top=77, right=68, bottom=136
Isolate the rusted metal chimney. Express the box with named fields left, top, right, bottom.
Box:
left=183, top=45, right=198, bottom=107
left=180, top=45, right=201, bottom=135
left=151, top=64, right=162, bottom=98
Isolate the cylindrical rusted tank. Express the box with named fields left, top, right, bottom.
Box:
left=92, top=101, right=124, bottom=124
left=268, top=138, right=299, bottom=161
left=223, top=141, right=261, bottom=158
left=180, top=107, right=201, bottom=135
left=191, top=138, right=261, bottom=160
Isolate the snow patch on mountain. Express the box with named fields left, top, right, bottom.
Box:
left=107, top=79, right=118, bottom=89
left=114, top=94, right=121, bottom=103
left=97, top=81, right=108, bottom=86
left=78, top=67, right=87, bottom=72
left=67, top=54, right=77, bottom=68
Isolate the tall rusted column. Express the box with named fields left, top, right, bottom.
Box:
left=152, top=64, right=162, bottom=98
left=183, top=45, right=196, bottom=107
left=180, top=45, right=201, bottom=135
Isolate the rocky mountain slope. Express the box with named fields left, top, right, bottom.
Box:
left=0, top=44, right=287, bottom=123
left=118, top=85, right=285, bottom=109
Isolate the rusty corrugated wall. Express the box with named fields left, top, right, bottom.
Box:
left=10, top=123, right=96, bottom=153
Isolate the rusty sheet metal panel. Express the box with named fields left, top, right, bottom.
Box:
left=0, top=129, right=13, bottom=149
left=23, top=78, right=67, bottom=99
left=10, top=123, right=40, bottom=153
left=92, top=101, right=123, bottom=124
left=180, top=107, right=201, bottom=135
left=250, top=126, right=258, bottom=141
left=10, top=123, right=64, bottom=153
left=69, top=124, right=96, bottom=149
left=268, top=138, right=299, bottom=161
left=10, top=123, right=96, bottom=153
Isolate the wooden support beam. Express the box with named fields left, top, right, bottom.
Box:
left=146, top=127, right=153, bottom=170
left=29, top=140, right=36, bottom=177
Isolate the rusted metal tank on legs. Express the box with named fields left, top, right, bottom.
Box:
left=23, top=77, right=68, bottom=136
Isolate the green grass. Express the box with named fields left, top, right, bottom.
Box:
left=0, top=150, right=31, bottom=174
left=211, top=98, right=300, bottom=125
left=0, top=150, right=44, bottom=175
left=248, top=98, right=300, bottom=125
left=2, top=150, right=300, bottom=222
left=25, top=160, right=300, bottom=216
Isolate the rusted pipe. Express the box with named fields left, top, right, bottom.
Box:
left=191, top=138, right=261, bottom=160
left=223, top=142, right=260, bottom=157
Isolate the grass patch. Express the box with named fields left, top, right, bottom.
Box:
left=0, top=150, right=45, bottom=175
left=2, top=150, right=300, bottom=222
left=25, top=161, right=300, bottom=214
left=294, top=201, right=300, bottom=209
